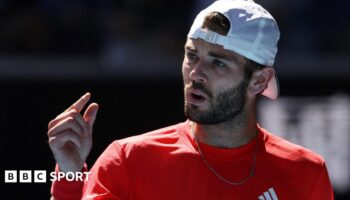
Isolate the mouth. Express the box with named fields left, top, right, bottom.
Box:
left=187, top=89, right=207, bottom=105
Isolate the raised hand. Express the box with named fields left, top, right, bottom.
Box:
left=48, top=92, right=99, bottom=173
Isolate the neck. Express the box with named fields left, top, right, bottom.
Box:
left=192, top=105, right=258, bottom=148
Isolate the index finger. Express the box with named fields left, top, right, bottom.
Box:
left=65, top=92, right=91, bottom=112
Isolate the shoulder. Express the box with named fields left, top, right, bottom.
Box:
left=260, top=127, right=325, bottom=166
left=118, top=122, right=183, bottom=145
left=106, top=121, right=188, bottom=154
left=258, top=127, right=333, bottom=198
left=92, top=121, right=187, bottom=164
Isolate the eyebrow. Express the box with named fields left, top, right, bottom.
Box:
left=185, top=46, right=196, bottom=52
left=208, top=52, right=232, bottom=61
left=184, top=45, right=241, bottom=64
left=185, top=46, right=228, bottom=58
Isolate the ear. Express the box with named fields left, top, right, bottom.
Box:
left=247, top=67, right=274, bottom=96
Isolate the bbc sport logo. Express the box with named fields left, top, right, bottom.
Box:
left=4, top=170, right=90, bottom=183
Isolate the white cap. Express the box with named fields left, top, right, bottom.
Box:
left=188, top=0, right=280, bottom=99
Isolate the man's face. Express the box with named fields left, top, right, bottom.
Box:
left=182, top=38, right=250, bottom=125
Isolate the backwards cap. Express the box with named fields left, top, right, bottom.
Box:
left=188, top=0, right=280, bottom=99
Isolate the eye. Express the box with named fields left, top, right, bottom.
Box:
left=213, top=59, right=226, bottom=68
left=186, top=52, right=198, bottom=62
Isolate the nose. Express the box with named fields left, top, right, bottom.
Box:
left=189, top=62, right=207, bottom=83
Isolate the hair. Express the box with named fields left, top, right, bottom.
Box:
left=201, top=12, right=265, bottom=80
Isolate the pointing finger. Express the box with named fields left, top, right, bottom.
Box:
left=66, top=92, right=91, bottom=113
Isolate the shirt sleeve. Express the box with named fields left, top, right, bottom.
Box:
left=50, top=164, right=87, bottom=200
left=310, top=162, right=334, bottom=200
left=81, top=141, right=130, bottom=200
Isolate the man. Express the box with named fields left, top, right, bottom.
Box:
left=48, top=0, right=334, bottom=199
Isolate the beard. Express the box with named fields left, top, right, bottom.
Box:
left=184, top=79, right=249, bottom=125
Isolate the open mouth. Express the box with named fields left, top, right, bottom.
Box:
left=191, top=93, right=205, bottom=101
left=188, top=91, right=207, bottom=105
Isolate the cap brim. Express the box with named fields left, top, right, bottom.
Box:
left=261, top=72, right=279, bottom=99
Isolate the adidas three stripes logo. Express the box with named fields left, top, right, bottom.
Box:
left=258, top=187, right=278, bottom=200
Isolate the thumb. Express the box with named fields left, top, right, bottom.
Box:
left=84, top=103, right=99, bottom=131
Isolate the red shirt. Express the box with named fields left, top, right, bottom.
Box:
left=52, top=121, right=334, bottom=200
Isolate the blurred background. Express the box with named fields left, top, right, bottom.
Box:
left=0, top=0, right=349, bottom=198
